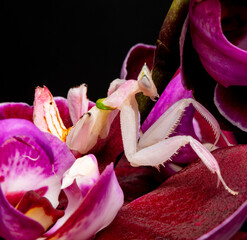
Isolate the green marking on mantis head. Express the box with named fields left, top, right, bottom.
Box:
left=96, top=98, right=115, bottom=110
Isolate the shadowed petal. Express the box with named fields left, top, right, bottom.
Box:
left=214, top=84, right=247, bottom=132
left=180, top=16, right=235, bottom=131
left=189, top=0, right=247, bottom=87
left=120, top=43, right=155, bottom=80
left=47, top=163, right=124, bottom=240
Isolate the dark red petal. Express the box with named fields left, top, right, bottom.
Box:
left=120, top=43, right=155, bottom=80
left=96, top=145, right=247, bottom=240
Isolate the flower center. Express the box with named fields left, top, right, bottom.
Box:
left=15, top=190, right=64, bottom=231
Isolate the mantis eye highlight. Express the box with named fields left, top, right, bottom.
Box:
left=140, top=75, right=152, bottom=89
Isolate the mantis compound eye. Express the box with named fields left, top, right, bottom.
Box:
left=140, top=74, right=152, bottom=89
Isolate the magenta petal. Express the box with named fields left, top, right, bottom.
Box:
left=214, top=84, right=247, bottom=132
left=120, top=43, right=155, bottom=80
left=96, top=145, right=247, bottom=239
left=0, top=187, right=44, bottom=240
left=189, top=0, right=247, bottom=87
left=142, top=71, right=192, bottom=132
left=0, top=102, right=33, bottom=121
left=0, top=132, right=75, bottom=207
left=0, top=119, right=55, bottom=164
left=48, top=163, right=124, bottom=240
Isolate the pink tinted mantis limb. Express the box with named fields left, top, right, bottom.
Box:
left=100, top=65, right=237, bottom=195
left=119, top=97, right=237, bottom=195
left=66, top=64, right=236, bottom=195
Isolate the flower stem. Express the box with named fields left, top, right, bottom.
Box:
left=137, top=0, right=190, bottom=122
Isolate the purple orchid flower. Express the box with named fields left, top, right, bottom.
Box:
left=0, top=118, right=123, bottom=240
left=181, top=0, right=247, bottom=132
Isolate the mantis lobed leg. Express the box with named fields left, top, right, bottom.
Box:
left=130, top=135, right=237, bottom=195
left=120, top=98, right=237, bottom=195
left=138, top=98, right=221, bottom=149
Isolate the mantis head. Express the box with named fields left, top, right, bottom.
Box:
left=137, top=64, right=159, bottom=101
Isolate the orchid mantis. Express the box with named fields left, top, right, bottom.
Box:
left=33, top=65, right=237, bottom=195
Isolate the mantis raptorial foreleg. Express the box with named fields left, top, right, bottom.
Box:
left=137, top=98, right=221, bottom=149
left=119, top=95, right=237, bottom=195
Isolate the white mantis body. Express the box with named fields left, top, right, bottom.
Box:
left=33, top=65, right=237, bottom=195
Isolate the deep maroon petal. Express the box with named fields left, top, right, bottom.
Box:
left=120, top=43, right=155, bottom=80
left=0, top=102, right=33, bottom=121
left=47, top=163, right=124, bottom=240
left=189, top=0, right=247, bottom=87
left=96, top=145, right=247, bottom=240
left=0, top=187, right=44, bottom=240
left=214, top=84, right=247, bottom=132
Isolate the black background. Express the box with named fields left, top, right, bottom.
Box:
left=1, top=1, right=173, bottom=104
